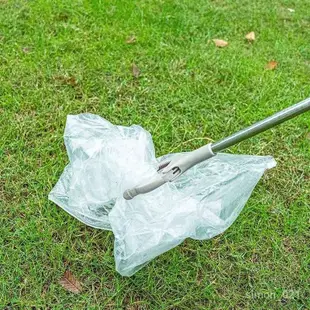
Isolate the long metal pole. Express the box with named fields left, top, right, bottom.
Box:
left=124, top=98, right=310, bottom=199
left=211, top=98, right=310, bottom=153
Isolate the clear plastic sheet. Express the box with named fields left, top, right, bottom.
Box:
left=49, top=114, right=276, bottom=276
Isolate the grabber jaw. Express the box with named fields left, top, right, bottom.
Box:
left=123, top=143, right=216, bottom=200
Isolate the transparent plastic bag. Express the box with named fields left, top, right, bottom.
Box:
left=49, top=114, right=276, bottom=276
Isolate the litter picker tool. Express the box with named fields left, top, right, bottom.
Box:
left=123, top=98, right=310, bottom=200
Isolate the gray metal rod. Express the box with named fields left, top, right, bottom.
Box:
left=124, top=97, right=310, bottom=199
left=211, top=98, right=310, bottom=153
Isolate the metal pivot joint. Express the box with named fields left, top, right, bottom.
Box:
left=123, top=98, right=310, bottom=200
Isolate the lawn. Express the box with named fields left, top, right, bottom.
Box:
left=0, top=0, right=309, bottom=308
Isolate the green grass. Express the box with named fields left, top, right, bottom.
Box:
left=0, top=0, right=309, bottom=308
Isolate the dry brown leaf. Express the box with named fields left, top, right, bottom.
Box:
left=66, top=76, right=77, bottom=86
left=265, top=60, right=278, bottom=70
left=22, top=47, right=31, bottom=53
left=126, top=35, right=136, bottom=44
left=54, top=75, right=78, bottom=86
left=41, top=281, right=50, bottom=296
left=132, top=63, right=140, bottom=78
left=245, top=31, right=255, bottom=41
left=212, top=39, right=228, bottom=48
left=59, top=270, right=82, bottom=294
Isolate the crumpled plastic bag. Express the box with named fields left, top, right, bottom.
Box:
left=49, top=114, right=276, bottom=276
